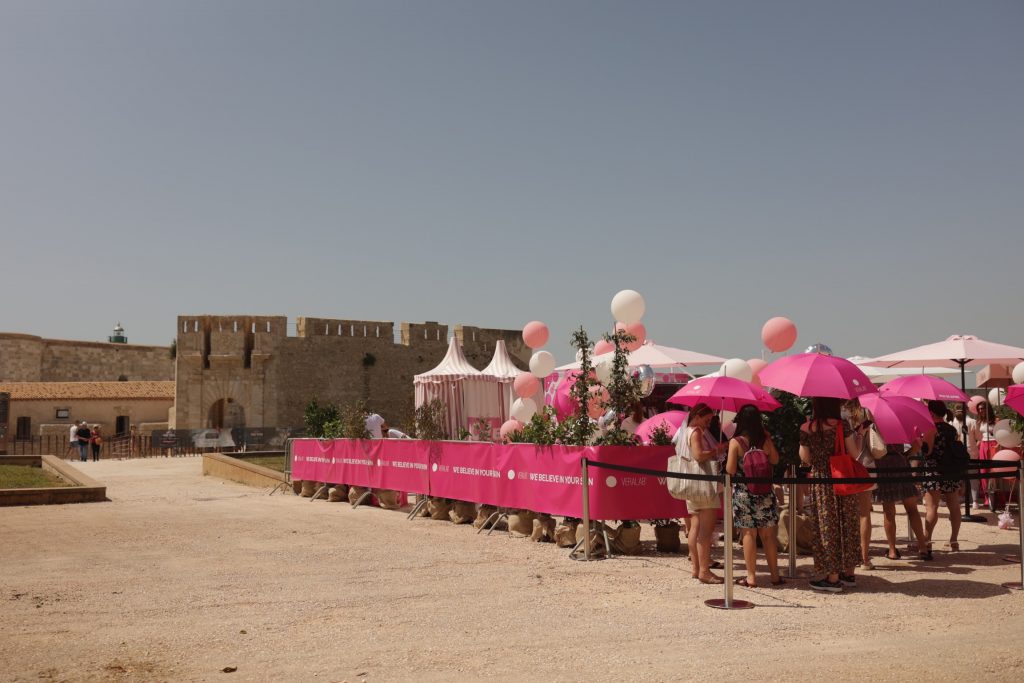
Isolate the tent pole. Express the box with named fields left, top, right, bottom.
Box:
left=960, top=360, right=984, bottom=523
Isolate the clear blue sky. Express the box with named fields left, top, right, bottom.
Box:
left=2, top=1, right=1021, bottom=363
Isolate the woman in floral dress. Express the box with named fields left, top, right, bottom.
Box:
left=799, top=397, right=860, bottom=593
left=725, top=405, right=782, bottom=588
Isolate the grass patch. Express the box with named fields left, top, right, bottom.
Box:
left=0, top=464, right=72, bottom=489
left=237, top=455, right=286, bottom=472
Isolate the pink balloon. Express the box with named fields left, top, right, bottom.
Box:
left=522, top=321, right=549, bottom=350
left=968, top=395, right=985, bottom=415
left=500, top=419, right=523, bottom=441
left=991, top=449, right=1022, bottom=474
left=513, top=372, right=540, bottom=399
left=761, top=317, right=798, bottom=353
left=587, top=386, right=609, bottom=419
left=594, top=339, right=614, bottom=356
left=747, top=358, right=768, bottom=387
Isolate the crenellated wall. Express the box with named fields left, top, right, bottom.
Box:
left=173, top=315, right=529, bottom=432
left=0, top=333, right=173, bottom=383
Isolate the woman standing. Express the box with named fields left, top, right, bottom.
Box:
left=846, top=402, right=879, bottom=569
left=90, top=425, right=103, bottom=462
left=725, top=405, right=783, bottom=588
left=968, top=400, right=997, bottom=508
left=875, top=443, right=930, bottom=560
left=800, top=397, right=860, bottom=593
left=921, top=400, right=963, bottom=552
left=674, top=403, right=727, bottom=584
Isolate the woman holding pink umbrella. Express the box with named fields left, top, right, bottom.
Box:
left=799, top=397, right=861, bottom=592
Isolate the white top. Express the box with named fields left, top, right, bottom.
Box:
left=69, top=424, right=78, bottom=443
left=387, top=428, right=409, bottom=439
left=364, top=414, right=386, bottom=439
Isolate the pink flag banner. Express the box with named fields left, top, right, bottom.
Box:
left=291, top=438, right=431, bottom=494
left=292, top=439, right=689, bottom=520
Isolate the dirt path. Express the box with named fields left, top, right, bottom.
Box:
left=2, top=458, right=1022, bottom=682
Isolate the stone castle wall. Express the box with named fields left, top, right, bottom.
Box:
left=0, top=333, right=174, bottom=383
left=174, top=315, right=530, bottom=432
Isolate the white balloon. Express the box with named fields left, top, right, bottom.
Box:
left=595, top=358, right=614, bottom=385
left=529, top=350, right=556, bottom=378
left=722, top=422, right=737, bottom=439
left=510, top=397, right=538, bottom=423
left=719, top=358, right=753, bottom=382
left=720, top=410, right=737, bottom=425
left=611, top=289, right=646, bottom=324
left=989, top=388, right=1004, bottom=407
left=994, top=419, right=1023, bottom=449
left=1013, top=361, right=1024, bottom=385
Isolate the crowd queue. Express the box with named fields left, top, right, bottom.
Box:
left=672, top=397, right=998, bottom=593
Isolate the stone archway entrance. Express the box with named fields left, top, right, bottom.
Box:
left=207, top=398, right=246, bottom=429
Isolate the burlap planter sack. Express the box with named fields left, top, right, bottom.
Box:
left=427, top=498, right=452, bottom=521
left=529, top=513, right=556, bottom=543
left=299, top=480, right=317, bottom=498
left=292, top=480, right=303, bottom=495
left=777, top=509, right=815, bottom=555
left=575, top=522, right=610, bottom=556
left=327, top=485, right=349, bottom=502
left=449, top=501, right=477, bottom=525
left=654, top=523, right=682, bottom=553
left=375, top=489, right=402, bottom=510
left=507, top=510, right=537, bottom=537
left=415, top=495, right=431, bottom=517
left=554, top=519, right=581, bottom=548
left=473, top=505, right=499, bottom=529
left=612, top=523, right=642, bottom=555
left=348, top=486, right=370, bottom=506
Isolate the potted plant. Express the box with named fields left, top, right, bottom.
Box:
left=650, top=519, right=682, bottom=553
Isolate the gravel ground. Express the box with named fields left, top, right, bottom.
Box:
left=2, top=458, right=1023, bottom=682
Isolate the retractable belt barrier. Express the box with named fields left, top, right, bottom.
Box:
left=578, top=457, right=1024, bottom=607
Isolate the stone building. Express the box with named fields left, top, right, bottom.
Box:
left=172, top=315, right=530, bottom=432
left=0, top=332, right=173, bottom=383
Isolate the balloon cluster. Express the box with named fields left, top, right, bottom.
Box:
left=500, top=321, right=553, bottom=440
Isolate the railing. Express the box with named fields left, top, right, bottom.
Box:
left=1, top=427, right=305, bottom=459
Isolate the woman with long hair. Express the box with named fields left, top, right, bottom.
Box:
left=846, top=401, right=877, bottom=569
left=921, top=400, right=963, bottom=552
left=968, top=400, right=997, bottom=508
left=799, top=397, right=861, bottom=592
left=725, top=405, right=782, bottom=587
left=673, top=402, right=727, bottom=584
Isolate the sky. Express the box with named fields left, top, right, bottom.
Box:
left=2, top=1, right=1022, bottom=364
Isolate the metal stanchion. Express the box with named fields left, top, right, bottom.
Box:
left=1001, top=462, right=1024, bottom=591
left=788, top=464, right=797, bottom=579
left=706, top=473, right=753, bottom=610
left=582, top=458, right=591, bottom=560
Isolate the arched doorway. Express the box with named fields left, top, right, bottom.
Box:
left=208, top=398, right=246, bottom=429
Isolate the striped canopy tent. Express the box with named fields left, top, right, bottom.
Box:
left=414, top=337, right=500, bottom=438
left=481, top=340, right=527, bottom=423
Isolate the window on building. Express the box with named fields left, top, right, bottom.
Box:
left=15, top=416, right=31, bottom=441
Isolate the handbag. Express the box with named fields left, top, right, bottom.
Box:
left=829, top=422, right=874, bottom=496
left=667, top=427, right=719, bottom=501
left=868, top=426, right=886, bottom=459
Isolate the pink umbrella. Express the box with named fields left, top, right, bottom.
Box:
left=878, top=375, right=970, bottom=403
left=634, top=411, right=687, bottom=444
left=1007, top=385, right=1024, bottom=416
left=858, top=393, right=935, bottom=444
left=667, top=376, right=781, bottom=412
left=758, top=353, right=876, bottom=399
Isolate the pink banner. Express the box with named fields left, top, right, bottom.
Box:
left=292, top=439, right=690, bottom=520
left=291, top=439, right=430, bottom=494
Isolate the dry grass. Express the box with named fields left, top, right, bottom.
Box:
left=0, top=464, right=70, bottom=489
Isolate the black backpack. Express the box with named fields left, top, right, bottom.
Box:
left=936, top=423, right=968, bottom=478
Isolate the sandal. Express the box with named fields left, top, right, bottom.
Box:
left=770, top=577, right=786, bottom=586
left=710, top=560, right=724, bottom=569
left=919, top=550, right=934, bottom=561
left=735, top=578, right=757, bottom=588
left=698, top=574, right=724, bottom=585
left=885, top=549, right=902, bottom=560
left=944, top=542, right=960, bottom=552
left=861, top=560, right=875, bottom=570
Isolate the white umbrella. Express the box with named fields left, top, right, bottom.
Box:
left=556, top=340, right=724, bottom=371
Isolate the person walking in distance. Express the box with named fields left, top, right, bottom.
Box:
left=66, top=421, right=79, bottom=459
left=75, top=420, right=92, bottom=462
left=90, top=425, right=103, bottom=462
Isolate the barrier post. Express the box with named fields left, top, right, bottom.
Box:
left=582, top=458, right=591, bottom=560
left=1002, top=461, right=1024, bottom=591
left=788, top=464, right=797, bottom=578
left=706, top=473, right=753, bottom=610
